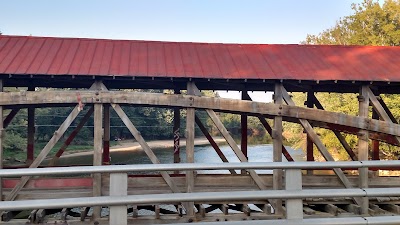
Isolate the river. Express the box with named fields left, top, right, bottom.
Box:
left=56, top=144, right=304, bottom=174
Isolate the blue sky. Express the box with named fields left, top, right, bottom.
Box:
left=1, top=0, right=364, bottom=44
left=0, top=0, right=365, bottom=101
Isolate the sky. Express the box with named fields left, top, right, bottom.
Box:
left=0, top=0, right=365, bottom=102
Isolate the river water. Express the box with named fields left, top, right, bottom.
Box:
left=56, top=144, right=304, bottom=174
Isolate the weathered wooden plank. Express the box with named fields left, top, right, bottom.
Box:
left=155, top=205, right=160, bottom=219
left=358, top=86, right=369, bottom=215
left=206, top=109, right=267, bottom=190
left=242, top=204, right=251, bottom=216
left=1, top=211, right=20, bottom=222
left=80, top=207, right=90, bottom=221
left=367, top=87, right=400, bottom=145
left=92, top=103, right=103, bottom=220
left=3, top=108, right=19, bottom=128
left=281, top=86, right=361, bottom=207
left=4, top=105, right=81, bottom=202
left=199, top=204, right=206, bottom=217
left=257, top=116, right=294, bottom=161
left=35, top=209, right=46, bottom=223
left=2, top=91, right=400, bottom=138
left=273, top=83, right=284, bottom=215
left=379, top=204, right=400, bottom=214
left=195, top=115, right=236, bottom=174
left=377, top=97, right=397, bottom=123
left=111, top=104, right=179, bottom=193
left=221, top=204, right=229, bottom=215
left=189, top=84, right=267, bottom=190
left=185, top=82, right=196, bottom=217
left=29, top=209, right=38, bottom=223
left=60, top=208, right=70, bottom=221
left=48, top=107, right=94, bottom=166
left=311, top=94, right=357, bottom=161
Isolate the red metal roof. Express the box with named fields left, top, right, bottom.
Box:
left=1, top=35, right=400, bottom=82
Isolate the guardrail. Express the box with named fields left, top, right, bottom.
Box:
left=1, top=161, right=400, bottom=225
left=1, top=160, right=400, bottom=177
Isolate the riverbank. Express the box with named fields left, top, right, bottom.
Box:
left=59, top=137, right=227, bottom=159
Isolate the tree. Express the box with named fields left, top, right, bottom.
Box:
left=304, top=0, right=400, bottom=46
left=297, top=0, right=400, bottom=159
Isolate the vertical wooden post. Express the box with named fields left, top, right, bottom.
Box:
left=109, top=173, right=127, bottom=225
left=103, top=104, right=110, bottom=165
left=273, top=83, right=283, bottom=215
left=93, top=102, right=103, bottom=220
left=27, top=85, right=35, bottom=165
left=185, top=82, right=195, bottom=217
left=0, top=80, right=3, bottom=201
left=306, top=91, right=314, bottom=175
left=372, top=110, right=380, bottom=161
left=358, top=85, right=369, bottom=215
left=173, top=89, right=181, bottom=173
left=241, top=91, right=248, bottom=175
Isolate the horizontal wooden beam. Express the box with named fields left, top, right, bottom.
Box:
left=1, top=91, right=400, bottom=138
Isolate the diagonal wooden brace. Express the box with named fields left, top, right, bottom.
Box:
left=281, top=87, right=362, bottom=206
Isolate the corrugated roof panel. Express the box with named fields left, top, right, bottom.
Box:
left=0, top=37, right=10, bottom=52
left=180, top=43, right=203, bottom=78
left=242, top=45, right=275, bottom=79
left=258, top=45, right=292, bottom=79
left=195, top=43, right=220, bottom=78
left=108, top=41, right=122, bottom=75
left=5, top=37, right=36, bottom=74
left=76, top=40, right=97, bottom=75
left=118, top=41, right=131, bottom=76
left=14, top=38, right=46, bottom=74
left=128, top=42, right=140, bottom=76
left=1, top=35, right=400, bottom=82
left=68, top=40, right=90, bottom=75
left=0, top=37, right=26, bottom=73
left=57, top=39, right=80, bottom=75
left=164, top=42, right=185, bottom=77
left=36, top=39, right=63, bottom=75
left=88, top=40, right=106, bottom=75
left=47, top=39, right=70, bottom=75
left=136, top=42, right=148, bottom=76
left=227, top=44, right=257, bottom=79
left=97, top=41, right=114, bottom=76
left=147, top=42, right=166, bottom=77
left=27, top=38, right=55, bottom=74
left=372, top=48, right=399, bottom=80
left=210, top=44, right=236, bottom=79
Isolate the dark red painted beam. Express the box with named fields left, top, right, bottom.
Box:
left=48, top=107, right=94, bottom=166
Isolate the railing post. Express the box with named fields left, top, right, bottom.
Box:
left=285, top=168, right=303, bottom=220
left=109, top=173, right=127, bottom=225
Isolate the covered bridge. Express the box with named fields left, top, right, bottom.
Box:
left=0, top=35, right=400, bottom=225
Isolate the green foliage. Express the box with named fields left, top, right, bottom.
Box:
left=304, top=0, right=400, bottom=46
left=3, top=131, right=26, bottom=152
left=299, top=0, right=400, bottom=159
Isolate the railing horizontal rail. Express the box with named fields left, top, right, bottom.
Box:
left=0, top=188, right=399, bottom=211
left=168, top=216, right=400, bottom=225
left=0, top=161, right=399, bottom=177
